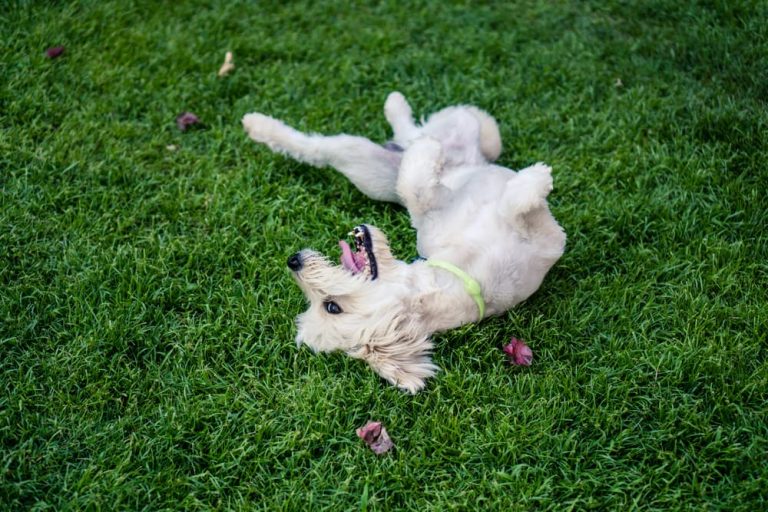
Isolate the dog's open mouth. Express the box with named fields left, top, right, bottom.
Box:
left=338, top=225, right=378, bottom=280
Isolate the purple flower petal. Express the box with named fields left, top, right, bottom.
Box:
left=176, top=112, right=200, bottom=131
left=503, top=337, right=533, bottom=366
left=356, top=421, right=394, bottom=455
left=46, top=46, right=65, bottom=59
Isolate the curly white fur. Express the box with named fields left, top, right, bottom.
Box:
left=243, top=92, right=566, bottom=393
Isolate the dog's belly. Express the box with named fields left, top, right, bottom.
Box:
left=415, top=168, right=564, bottom=312
left=415, top=174, right=507, bottom=259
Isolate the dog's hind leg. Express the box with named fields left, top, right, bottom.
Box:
left=396, top=137, right=449, bottom=217
left=384, top=93, right=502, bottom=164
left=242, top=113, right=403, bottom=203
left=384, top=92, right=422, bottom=147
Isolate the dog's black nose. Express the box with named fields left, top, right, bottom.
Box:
left=287, top=253, right=303, bottom=271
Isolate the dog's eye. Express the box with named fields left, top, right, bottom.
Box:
left=323, top=301, right=343, bottom=314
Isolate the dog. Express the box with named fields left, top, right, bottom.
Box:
left=242, top=92, right=566, bottom=393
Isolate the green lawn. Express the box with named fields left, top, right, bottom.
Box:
left=2, top=0, right=767, bottom=510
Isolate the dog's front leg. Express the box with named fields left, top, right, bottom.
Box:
left=396, top=137, right=448, bottom=217
left=498, top=162, right=554, bottom=221
left=347, top=341, right=438, bottom=394
left=242, top=113, right=403, bottom=203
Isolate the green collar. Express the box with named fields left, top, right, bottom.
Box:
left=426, top=259, right=486, bottom=320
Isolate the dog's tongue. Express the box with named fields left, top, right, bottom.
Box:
left=339, top=240, right=362, bottom=273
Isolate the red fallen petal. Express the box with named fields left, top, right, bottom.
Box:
left=356, top=421, right=394, bottom=455
left=176, top=112, right=200, bottom=131
left=356, top=421, right=381, bottom=443
left=46, top=46, right=65, bottom=58
left=503, top=337, right=533, bottom=366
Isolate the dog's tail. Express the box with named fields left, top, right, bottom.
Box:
left=466, top=106, right=502, bottom=162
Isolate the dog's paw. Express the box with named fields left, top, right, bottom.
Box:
left=500, top=163, right=555, bottom=220
left=391, top=362, right=437, bottom=394
left=384, top=91, right=413, bottom=122
left=395, top=374, right=428, bottom=394
left=242, top=112, right=290, bottom=145
left=375, top=358, right=439, bottom=394
left=519, top=162, right=553, bottom=195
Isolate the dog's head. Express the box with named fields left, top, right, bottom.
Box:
left=286, top=224, right=437, bottom=392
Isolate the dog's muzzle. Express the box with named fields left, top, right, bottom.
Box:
left=287, top=252, right=303, bottom=271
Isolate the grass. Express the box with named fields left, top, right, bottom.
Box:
left=1, top=0, right=767, bottom=509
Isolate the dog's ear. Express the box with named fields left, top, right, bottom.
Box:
left=347, top=329, right=438, bottom=394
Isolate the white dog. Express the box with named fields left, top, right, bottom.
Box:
left=242, top=92, right=566, bottom=393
